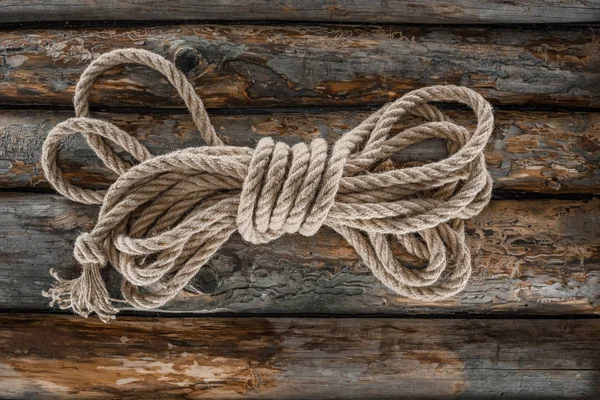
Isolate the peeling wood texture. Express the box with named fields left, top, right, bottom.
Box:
left=2, top=0, right=600, bottom=24
left=1, top=193, right=598, bottom=315
left=1, top=314, right=599, bottom=399
left=1, top=109, right=599, bottom=193
left=0, top=24, right=599, bottom=109
left=2, top=4, right=600, bottom=398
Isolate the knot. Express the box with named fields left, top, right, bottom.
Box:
left=238, top=137, right=332, bottom=243
left=41, top=48, right=495, bottom=322
left=74, top=232, right=107, bottom=266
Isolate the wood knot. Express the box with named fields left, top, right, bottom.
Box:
left=173, top=47, right=207, bottom=76
left=187, top=265, right=219, bottom=295
left=546, top=179, right=562, bottom=191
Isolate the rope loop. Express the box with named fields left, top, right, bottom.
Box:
left=73, top=233, right=108, bottom=266
left=238, top=137, right=332, bottom=243
left=41, top=48, right=494, bottom=322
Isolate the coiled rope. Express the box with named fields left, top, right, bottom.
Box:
left=41, top=48, right=494, bottom=322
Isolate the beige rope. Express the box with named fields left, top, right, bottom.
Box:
left=41, top=48, right=494, bottom=322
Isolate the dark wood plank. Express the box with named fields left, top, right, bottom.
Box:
left=2, top=109, right=600, bottom=194
left=1, top=0, right=599, bottom=24
left=1, top=314, right=599, bottom=399
left=1, top=193, right=598, bottom=315
left=1, top=24, right=598, bottom=109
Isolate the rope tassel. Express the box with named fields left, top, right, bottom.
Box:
left=44, top=264, right=118, bottom=323
left=43, top=233, right=119, bottom=322
left=41, top=48, right=494, bottom=322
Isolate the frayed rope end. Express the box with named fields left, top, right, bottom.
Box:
left=42, top=265, right=118, bottom=323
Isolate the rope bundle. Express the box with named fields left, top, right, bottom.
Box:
left=41, top=48, right=494, bottom=322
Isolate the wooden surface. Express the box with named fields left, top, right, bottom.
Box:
left=1, top=314, right=599, bottom=399
left=2, top=193, right=598, bottom=315
left=2, top=5, right=600, bottom=398
left=2, top=109, right=599, bottom=194
left=1, top=24, right=599, bottom=109
left=1, top=0, right=599, bottom=24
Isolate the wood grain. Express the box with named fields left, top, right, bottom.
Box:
left=1, top=0, right=599, bottom=24
left=2, top=109, right=600, bottom=194
left=1, top=193, right=598, bottom=315
left=1, top=314, right=599, bottom=399
left=1, top=24, right=598, bottom=109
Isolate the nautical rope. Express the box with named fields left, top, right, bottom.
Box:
left=41, top=48, right=494, bottom=322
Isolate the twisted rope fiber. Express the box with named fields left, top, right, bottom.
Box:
left=41, top=48, right=494, bottom=322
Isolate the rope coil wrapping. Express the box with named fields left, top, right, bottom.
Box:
left=41, top=48, right=494, bottom=322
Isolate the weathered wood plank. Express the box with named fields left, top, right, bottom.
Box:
left=1, top=24, right=598, bottom=109
left=1, top=193, right=598, bottom=315
left=1, top=314, right=599, bottom=399
left=2, top=0, right=600, bottom=24
left=2, top=109, right=600, bottom=193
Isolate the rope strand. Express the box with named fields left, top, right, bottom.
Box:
left=41, top=48, right=494, bottom=322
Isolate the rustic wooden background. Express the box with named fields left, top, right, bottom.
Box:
left=0, top=1, right=599, bottom=398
